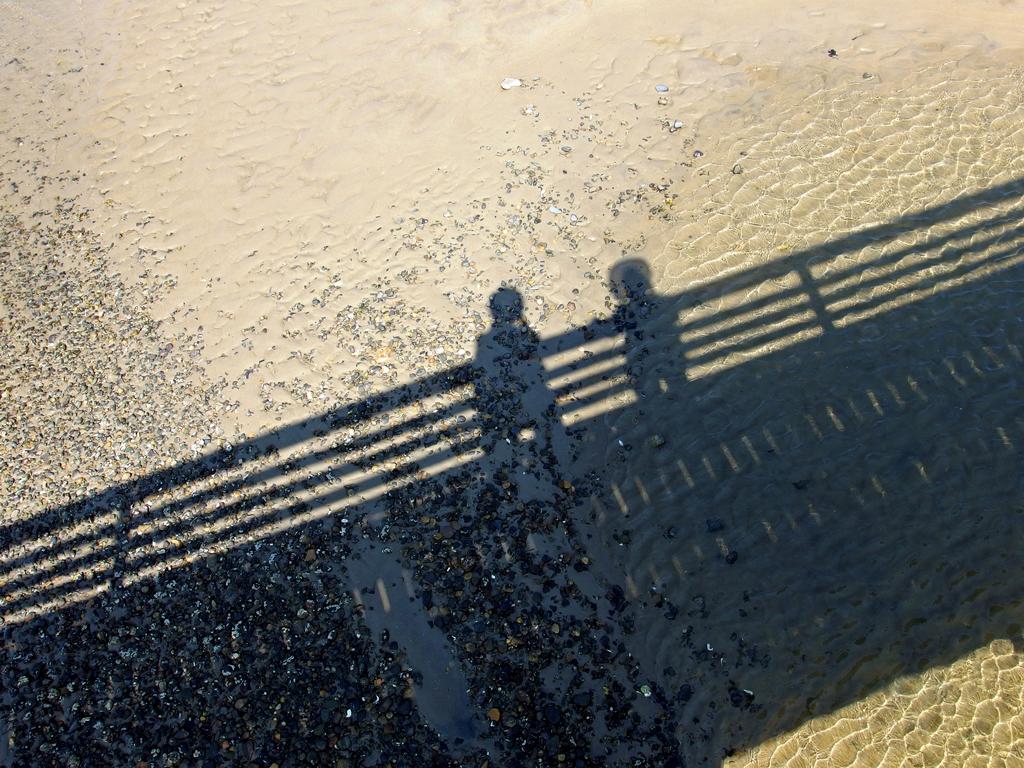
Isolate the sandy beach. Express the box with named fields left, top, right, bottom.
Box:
left=3, top=0, right=1024, bottom=765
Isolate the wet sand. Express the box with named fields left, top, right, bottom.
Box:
left=3, top=0, right=1024, bottom=765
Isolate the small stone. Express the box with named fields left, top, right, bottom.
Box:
left=500, top=77, right=522, bottom=90
left=304, top=548, right=316, bottom=563
left=731, top=164, right=743, bottom=175
left=560, top=145, right=572, bottom=154
left=655, top=83, right=669, bottom=93
left=488, top=707, right=502, bottom=721
left=640, top=684, right=652, bottom=697
left=649, top=433, right=666, bottom=448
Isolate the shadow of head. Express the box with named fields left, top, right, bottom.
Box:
left=610, top=258, right=652, bottom=303
left=489, top=286, right=525, bottom=324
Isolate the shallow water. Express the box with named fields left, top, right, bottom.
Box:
left=579, top=61, right=1024, bottom=765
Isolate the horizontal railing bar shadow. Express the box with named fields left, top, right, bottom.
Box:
left=678, top=205, right=1024, bottom=338
left=682, top=219, right=1024, bottom=355
left=0, top=400, right=481, bottom=581
left=683, top=235, right=1024, bottom=369
left=675, top=176, right=1024, bottom=310
left=3, top=175, right=1023, bottom=623
left=0, top=365, right=478, bottom=545
left=546, top=244, right=1024, bottom=412
left=0, top=430, right=484, bottom=613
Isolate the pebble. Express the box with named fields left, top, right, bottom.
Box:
left=500, top=77, right=522, bottom=90
left=655, top=83, right=669, bottom=92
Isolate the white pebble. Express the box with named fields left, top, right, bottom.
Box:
left=500, top=77, right=522, bottom=90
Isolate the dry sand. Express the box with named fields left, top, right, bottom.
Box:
left=3, top=0, right=1024, bottom=764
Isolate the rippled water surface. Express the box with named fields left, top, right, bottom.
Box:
left=580, top=62, right=1024, bottom=765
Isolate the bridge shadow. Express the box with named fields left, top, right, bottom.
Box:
left=2, top=177, right=1024, bottom=765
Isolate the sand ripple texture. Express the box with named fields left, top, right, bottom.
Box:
left=70, top=0, right=1024, bottom=441
left=587, top=60, right=1024, bottom=766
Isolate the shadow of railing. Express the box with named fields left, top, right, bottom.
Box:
left=0, top=365, right=482, bottom=618
left=3, top=176, right=1024, bottom=765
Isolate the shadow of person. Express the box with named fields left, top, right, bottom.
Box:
left=473, top=286, right=569, bottom=505
left=610, top=259, right=687, bottom=410
left=365, top=286, right=685, bottom=764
